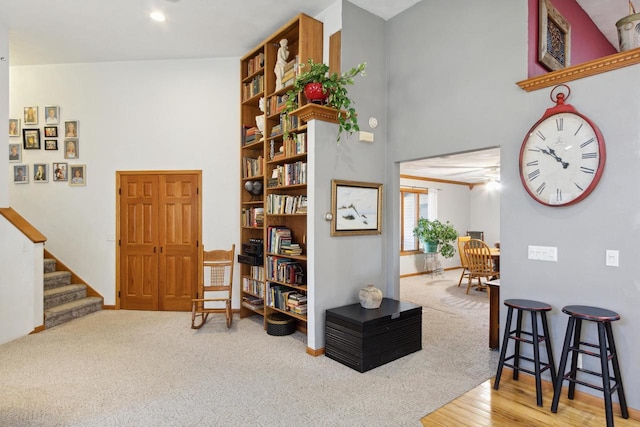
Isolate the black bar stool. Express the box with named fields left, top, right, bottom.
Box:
left=551, top=305, right=628, bottom=427
left=494, top=299, right=556, bottom=407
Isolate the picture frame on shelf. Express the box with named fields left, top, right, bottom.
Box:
left=64, top=139, right=79, bottom=159
left=331, top=179, right=383, bottom=237
left=33, top=163, right=48, bottom=183
left=53, top=162, right=68, bottom=181
left=44, top=105, right=60, bottom=125
left=538, top=0, right=571, bottom=71
left=24, top=106, right=38, bottom=125
left=64, top=120, right=78, bottom=137
left=44, top=126, right=58, bottom=137
left=14, top=164, right=28, bottom=184
left=23, top=128, right=41, bottom=150
left=69, top=164, right=86, bottom=186
left=9, top=143, right=21, bottom=162
left=9, top=118, right=20, bottom=137
left=45, top=139, right=58, bottom=150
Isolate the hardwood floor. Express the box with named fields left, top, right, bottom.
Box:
left=421, top=371, right=639, bottom=426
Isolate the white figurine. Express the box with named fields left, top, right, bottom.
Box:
left=255, top=97, right=265, bottom=133
left=274, top=39, right=289, bottom=91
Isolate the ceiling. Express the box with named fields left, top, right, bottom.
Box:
left=0, top=0, right=628, bottom=183
left=0, top=0, right=627, bottom=66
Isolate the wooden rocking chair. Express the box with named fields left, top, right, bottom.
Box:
left=191, top=244, right=235, bottom=329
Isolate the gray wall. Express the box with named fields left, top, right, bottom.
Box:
left=0, top=22, right=8, bottom=206
left=386, top=0, right=640, bottom=408
left=308, top=2, right=388, bottom=349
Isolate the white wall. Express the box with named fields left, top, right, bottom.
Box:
left=1, top=23, right=9, bottom=206
left=386, top=0, right=640, bottom=409
left=468, top=184, right=500, bottom=246
left=9, top=58, right=239, bottom=306
left=0, top=217, right=43, bottom=344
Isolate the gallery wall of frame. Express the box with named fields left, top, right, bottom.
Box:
left=8, top=105, right=85, bottom=186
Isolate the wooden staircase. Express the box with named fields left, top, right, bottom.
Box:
left=43, top=256, right=102, bottom=329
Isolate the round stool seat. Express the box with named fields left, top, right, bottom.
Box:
left=562, top=305, right=620, bottom=322
left=504, top=299, right=552, bottom=312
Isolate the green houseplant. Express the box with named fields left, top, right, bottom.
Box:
left=413, top=218, right=459, bottom=259
left=283, top=59, right=366, bottom=142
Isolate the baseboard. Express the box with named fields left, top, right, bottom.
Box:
left=307, top=347, right=325, bottom=357
left=102, top=305, right=116, bottom=310
left=500, top=368, right=640, bottom=421
left=400, top=267, right=461, bottom=279
left=30, top=324, right=46, bottom=334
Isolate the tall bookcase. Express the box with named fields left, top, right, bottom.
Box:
left=239, top=13, right=323, bottom=336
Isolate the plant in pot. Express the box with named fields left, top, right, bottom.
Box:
left=282, top=59, right=366, bottom=143
left=413, top=218, right=459, bottom=259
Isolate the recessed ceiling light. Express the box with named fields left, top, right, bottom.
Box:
left=150, top=11, right=166, bottom=22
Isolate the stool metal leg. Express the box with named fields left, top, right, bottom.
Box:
left=513, top=309, right=523, bottom=380
left=552, top=316, right=575, bottom=413
left=598, top=323, right=614, bottom=427
left=494, top=306, right=514, bottom=390
left=605, top=321, right=629, bottom=419
left=531, top=311, right=543, bottom=407
left=540, top=311, right=557, bottom=386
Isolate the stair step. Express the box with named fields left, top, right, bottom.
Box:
left=44, top=284, right=87, bottom=309
left=44, top=271, right=71, bottom=290
left=44, top=258, right=56, bottom=273
left=45, top=297, right=103, bottom=329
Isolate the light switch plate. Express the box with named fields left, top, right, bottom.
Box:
left=606, top=250, right=619, bottom=267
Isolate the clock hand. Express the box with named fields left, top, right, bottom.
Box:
left=546, top=146, right=570, bottom=169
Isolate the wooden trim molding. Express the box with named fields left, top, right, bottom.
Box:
left=517, top=47, right=640, bottom=92
left=307, top=346, right=325, bottom=356
left=289, top=103, right=341, bottom=124
left=0, top=207, right=47, bottom=243
left=400, top=174, right=481, bottom=189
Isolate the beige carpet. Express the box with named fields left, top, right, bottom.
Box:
left=0, top=270, right=497, bottom=426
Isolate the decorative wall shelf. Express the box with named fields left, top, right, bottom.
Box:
left=517, top=47, right=640, bottom=92
left=289, top=103, right=343, bottom=124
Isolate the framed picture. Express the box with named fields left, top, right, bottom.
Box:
left=24, top=106, right=38, bottom=125
left=64, top=120, right=78, bottom=138
left=9, top=143, right=21, bottom=162
left=331, top=179, right=383, bottom=236
left=45, top=139, right=58, bottom=150
left=53, top=162, right=68, bottom=182
left=13, top=164, right=28, bottom=184
left=44, top=126, right=58, bottom=137
left=44, top=105, right=60, bottom=125
left=538, top=0, right=571, bottom=71
left=69, top=164, right=86, bottom=186
left=64, top=139, right=79, bottom=159
left=9, top=118, right=21, bottom=137
left=23, top=128, right=41, bottom=150
left=33, top=163, right=48, bottom=183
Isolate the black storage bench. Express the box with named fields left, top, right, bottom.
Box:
left=325, top=298, right=422, bottom=372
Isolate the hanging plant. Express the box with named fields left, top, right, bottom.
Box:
left=283, top=59, right=366, bottom=143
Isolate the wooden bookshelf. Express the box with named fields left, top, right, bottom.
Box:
left=238, top=13, right=323, bottom=337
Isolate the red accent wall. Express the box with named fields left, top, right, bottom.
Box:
left=528, top=0, right=617, bottom=78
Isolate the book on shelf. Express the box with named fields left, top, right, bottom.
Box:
left=242, top=155, right=263, bottom=178
left=242, top=294, right=264, bottom=307
left=246, top=52, right=264, bottom=75
left=266, top=255, right=305, bottom=285
left=242, top=207, right=264, bottom=228
left=242, top=276, right=264, bottom=297
left=266, top=194, right=307, bottom=215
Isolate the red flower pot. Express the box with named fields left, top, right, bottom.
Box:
left=303, top=82, right=329, bottom=104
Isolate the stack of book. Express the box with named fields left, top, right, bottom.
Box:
left=287, top=292, right=307, bottom=315
left=242, top=126, right=262, bottom=145
left=266, top=256, right=305, bottom=285
left=242, top=295, right=264, bottom=310
left=280, top=242, right=302, bottom=256
left=281, top=55, right=300, bottom=89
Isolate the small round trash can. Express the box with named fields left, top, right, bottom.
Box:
left=266, top=313, right=296, bottom=336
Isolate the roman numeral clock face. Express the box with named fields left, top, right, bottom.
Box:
left=519, top=112, right=605, bottom=206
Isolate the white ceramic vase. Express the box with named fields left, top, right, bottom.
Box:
left=359, top=284, right=383, bottom=309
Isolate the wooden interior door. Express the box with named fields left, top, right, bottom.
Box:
left=158, top=174, right=199, bottom=311
left=120, top=175, right=160, bottom=310
left=118, top=171, right=201, bottom=311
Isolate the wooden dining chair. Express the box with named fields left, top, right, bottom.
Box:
left=463, top=239, right=499, bottom=295
left=457, top=236, right=471, bottom=287
left=191, top=244, right=235, bottom=329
